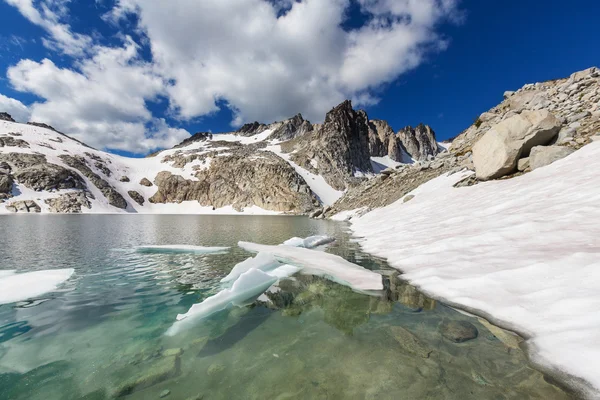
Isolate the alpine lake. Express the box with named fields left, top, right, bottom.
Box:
left=0, top=215, right=574, bottom=399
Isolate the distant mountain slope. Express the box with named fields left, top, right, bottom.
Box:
left=0, top=101, right=441, bottom=214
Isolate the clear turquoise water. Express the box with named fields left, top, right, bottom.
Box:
left=0, top=215, right=572, bottom=399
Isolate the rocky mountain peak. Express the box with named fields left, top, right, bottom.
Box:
left=174, top=132, right=213, bottom=149
left=236, top=121, right=268, bottom=136
left=270, top=113, right=313, bottom=141
left=0, top=112, right=15, bottom=122
left=397, top=124, right=439, bottom=161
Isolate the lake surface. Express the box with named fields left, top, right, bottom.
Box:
left=0, top=215, right=572, bottom=399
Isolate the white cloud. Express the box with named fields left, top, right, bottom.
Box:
left=110, top=0, right=460, bottom=126
left=0, top=93, right=31, bottom=122
left=7, top=38, right=189, bottom=153
left=4, top=0, right=461, bottom=153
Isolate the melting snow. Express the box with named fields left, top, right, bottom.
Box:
left=352, top=141, right=600, bottom=396
left=238, top=241, right=383, bottom=291
left=0, top=269, right=75, bottom=305
left=136, top=245, right=230, bottom=254
left=282, top=235, right=335, bottom=248
left=220, top=252, right=281, bottom=283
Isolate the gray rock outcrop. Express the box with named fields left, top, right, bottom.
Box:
left=270, top=114, right=313, bottom=141
left=291, top=100, right=373, bottom=190
left=397, top=124, right=439, bottom=161
left=0, top=153, right=86, bottom=191
left=0, top=135, right=29, bottom=148
left=173, top=132, right=213, bottom=149
left=45, top=192, right=92, bottom=213
left=139, top=177, right=153, bottom=187
left=6, top=200, right=40, bottom=213
left=529, top=145, right=575, bottom=171
left=59, top=155, right=127, bottom=209
left=0, top=112, right=15, bottom=122
left=151, top=150, right=318, bottom=213
left=236, top=122, right=268, bottom=136
left=128, top=190, right=145, bottom=206
left=472, top=110, right=562, bottom=180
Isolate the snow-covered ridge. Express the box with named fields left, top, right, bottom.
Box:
left=351, top=141, right=600, bottom=397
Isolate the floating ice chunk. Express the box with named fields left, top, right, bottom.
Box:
left=0, top=269, right=75, bottom=305
left=267, top=264, right=302, bottom=279
left=238, top=241, right=383, bottom=291
left=282, top=235, right=335, bottom=249
left=166, top=268, right=277, bottom=336
left=136, top=245, right=229, bottom=255
left=220, top=252, right=281, bottom=283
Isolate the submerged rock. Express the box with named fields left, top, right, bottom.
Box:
left=113, top=355, right=181, bottom=397
left=388, top=326, right=432, bottom=358
left=440, top=320, right=479, bottom=343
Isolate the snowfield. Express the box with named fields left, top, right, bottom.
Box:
left=351, top=141, right=600, bottom=396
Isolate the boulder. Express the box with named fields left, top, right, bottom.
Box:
left=139, top=177, right=153, bottom=187
left=119, top=176, right=130, bottom=182
left=440, top=320, right=478, bottom=343
left=472, top=110, right=562, bottom=180
left=128, top=190, right=145, bottom=206
left=388, top=326, right=432, bottom=358
left=517, top=157, right=530, bottom=172
left=529, top=145, right=575, bottom=171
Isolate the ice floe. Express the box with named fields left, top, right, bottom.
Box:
left=220, top=252, right=281, bottom=283
left=136, top=245, right=230, bottom=254
left=238, top=241, right=383, bottom=291
left=166, top=268, right=278, bottom=336
left=282, top=235, right=335, bottom=249
left=0, top=269, right=75, bottom=305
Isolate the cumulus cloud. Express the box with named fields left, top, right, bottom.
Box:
left=7, top=38, right=189, bottom=152
left=0, top=93, right=31, bottom=122
left=110, top=0, right=461, bottom=126
left=4, top=0, right=462, bottom=153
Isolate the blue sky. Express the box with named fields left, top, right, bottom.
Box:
left=0, top=0, right=598, bottom=157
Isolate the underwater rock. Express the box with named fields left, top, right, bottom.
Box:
left=159, top=389, right=171, bottom=398
left=440, top=320, right=479, bottom=343
left=389, top=326, right=432, bottom=358
left=207, top=363, right=226, bottom=376
left=113, top=355, right=181, bottom=397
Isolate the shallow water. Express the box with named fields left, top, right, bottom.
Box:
left=0, top=215, right=573, bottom=399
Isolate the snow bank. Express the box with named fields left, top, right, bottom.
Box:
left=352, top=142, right=600, bottom=395
left=238, top=241, right=383, bottom=291
left=0, top=269, right=75, bottom=305
left=136, top=245, right=229, bottom=254
left=220, top=252, right=281, bottom=283
left=282, top=235, right=335, bottom=248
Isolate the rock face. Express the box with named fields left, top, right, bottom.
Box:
left=236, top=122, right=268, bottom=136
left=0, top=135, right=29, bottom=148
left=388, top=326, right=432, bottom=358
left=529, top=145, right=575, bottom=171
left=0, top=153, right=86, bottom=191
left=173, top=132, right=213, bottom=149
left=472, top=110, right=562, bottom=180
left=59, top=155, right=127, bottom=209
left=151, top=151, right=318, bottom=213
left=6, top=200, right=40, bottom=213
left=292, top=100, right=373, bottom=190
left=0, top=112, right=15, bottom=122
left=397, top=124, right=439, bottom=161
left=45, top=192, right=92, bottom=213
left=440, top=320, right=479, bottom=343
left=270, top=114, right=313, bottom=141
left=128, top=190, right=145, bottom=206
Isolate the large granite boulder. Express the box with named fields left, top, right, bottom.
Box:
left=472, top=110, right=562, bottom=180
left=529, top=145, right=575, bottom=171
